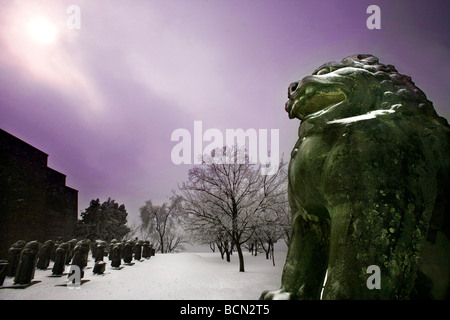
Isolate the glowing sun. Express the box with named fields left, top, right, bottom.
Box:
left=28, top=17, right=58, bottom=44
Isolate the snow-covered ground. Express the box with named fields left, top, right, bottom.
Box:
left=0, top=251, right=286, bottom=300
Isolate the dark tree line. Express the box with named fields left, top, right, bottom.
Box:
left=74, top=198, right=130, bottom=242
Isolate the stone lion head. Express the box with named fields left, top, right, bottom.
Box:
left=285, top=54, right=447, bottom=127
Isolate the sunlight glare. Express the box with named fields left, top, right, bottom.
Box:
left=28, top=17, right=58, bottom=44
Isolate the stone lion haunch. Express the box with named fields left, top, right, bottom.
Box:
left=261, top=54, right=450, bottom=300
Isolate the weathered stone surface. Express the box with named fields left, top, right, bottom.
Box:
left=36, top=240, right=55, bottom=270
left=50, top=238, right=63, bottom=262
left=70, top=240, right=90, bottom=278
left=261, top=54, right=450, bottom=300
left=52, top=242, right=69, bottom=275
left=123, top=240, right=134, bottom=264
left=6, top=240, right=26, bottom=277
left=133, top=240, right=143, bottom=261
left=14, top=240, right=41, bottom=285
left=142, top=241, right=152, bottom=259
left=0, top=260, right=8, bottom=286
left=66, top=239, right=78, bottom=265
left=93, top=261, right=106, bottom=275
left=110, top=241, right=123, bottom=268
left=94, top=240, right=107, bottom=262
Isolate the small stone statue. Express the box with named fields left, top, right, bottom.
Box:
left=50, top=238, right=63, bottom=262
left=0, top=260, right=9, bottom=286
left=107, top=239, right=117, bottom=260
left=83, top=239, right=91, bottom=266
left=110, top=243, right=122, bottom=268
left=94, top=240, right=107, bottom=262
left=142, top=241, right=151, bottom=259
left=6, top=240, right=26, bottom=277
left=36, top=240, right=55, bottom=270
left=123, top=240, right=134, bottom=264
left=52, top=242, right=69, bottom=275
left=14, top=241, right=41, bottom=285
left=91, top=241, right=97, bottom=259
left=93, top=261, right=106, bottom=274
left=70, top=240, right=90, bottom=279
left=133, top=240, right=143, bottom=261
left=66, top=239, right=78, bottom=265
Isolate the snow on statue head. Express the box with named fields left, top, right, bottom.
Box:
left=261, top=54, right=450, bottom=300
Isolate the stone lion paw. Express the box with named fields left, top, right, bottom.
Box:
left=259, top=289, right=291, bottom=300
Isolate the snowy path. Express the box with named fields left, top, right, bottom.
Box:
left=0, top=251, right=285, bottom=300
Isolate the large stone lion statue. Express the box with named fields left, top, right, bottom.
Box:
left=261, top=54, right=450, bottom=299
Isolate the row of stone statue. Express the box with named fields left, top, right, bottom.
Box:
left=0, top=238, right=155, bottom=287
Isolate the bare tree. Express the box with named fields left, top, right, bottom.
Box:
left=183, top=214, right=233, bottom=260
left=139, top=195, right=187, bottom=253
left=180, top=146, right=286, bottom=272
left=254, top=209, right=285, bottom=266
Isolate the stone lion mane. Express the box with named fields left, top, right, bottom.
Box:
left=310, top=54, right=447, bottom=125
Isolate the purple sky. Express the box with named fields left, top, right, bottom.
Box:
left=1, top=0, right=449, bottom=225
